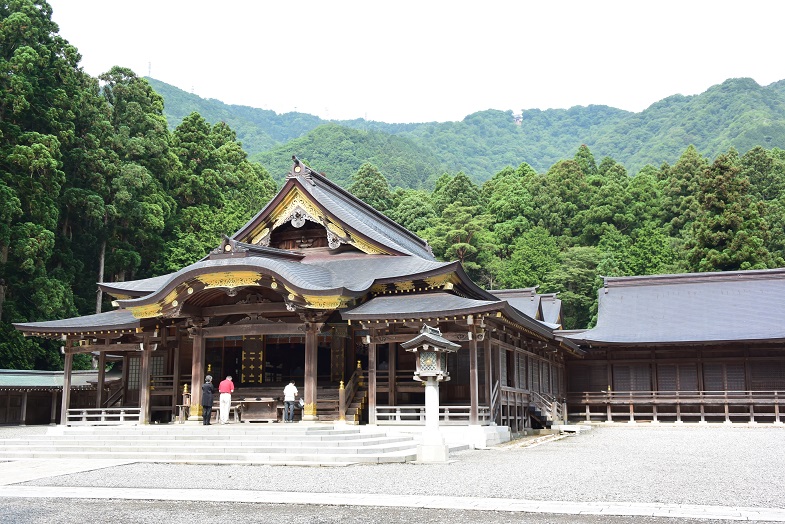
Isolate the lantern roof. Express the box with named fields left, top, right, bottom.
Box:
left=401, top=324, right=461, bottom=352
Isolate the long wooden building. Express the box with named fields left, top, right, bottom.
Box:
left=14, top=157, right=580, bottom=440
left=564, top=270, right=785, bottom=424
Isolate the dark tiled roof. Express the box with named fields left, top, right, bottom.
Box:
left=341, top=293, right=502, bottom=319
left=566, top=268, right=785, bottom=345
left=13, top=309, right=139, bottom=334
left=99, top=274, right=173, bottom=297
left=116, top=254, right=454, bottom=308
left=301, top=174, right=434, bottom=259
left=539, top=294, right=562, bottom=326
left=0, top=369, right=97, bottom=390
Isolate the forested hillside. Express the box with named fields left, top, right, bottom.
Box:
left=151, top=77, right=785, bottom=183
left=3, top=1, right=785, bottom=371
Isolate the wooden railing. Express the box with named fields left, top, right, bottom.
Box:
left=150, top=374, right=175, bottom=392
left=490, top=380, right=501, bottom=425
left=530, top=391, right=565, bottom=423
left=102, top=382, right=125, bottom=408
left=375, top=405, right=492, bottom=425
left=567, top=390, right=785, bottom=424
left=339, top=366, right=363, bottom=422
left=67, top=407, right=141, bottom=426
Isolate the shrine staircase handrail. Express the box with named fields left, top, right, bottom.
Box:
left=530, top=391, right=563, bottom=422
left=339, top=366, right=362, bottom=421
left=102, top=380, right=125, bottom=408
left=490, top=380, right=501, bottom=425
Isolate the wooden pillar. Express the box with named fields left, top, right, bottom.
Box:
left=96, top=351, right=106, bottom=408
left=189, top=324, right=205, bottom=420
left=139, top=341, right=152, bottom=424
left=50, top=391, right=58, bottom=425
left=369, top=336, right=377, bottom=424
left=389, top=342, right=397, bottom=406
left=483, top=337, right=492, bottom=404
left=60, top=352, right=73, bottom=426
left=303, top=322, right=321, bottom=421
left=469, top=335, right=479, bottom=425
left=19, top=391, right=28, bottom=426
left=172, top=332, right=180, bottom=416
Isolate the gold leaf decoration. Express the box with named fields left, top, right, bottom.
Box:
left=394, top=281, right=415, bottom=292
left=424, top=274, right=454, bottom=288
left=196, top=271, right=262, bottom=289
left=129, top=303, right=163, bottom=319
left=303, top=295, right=349, bottom=309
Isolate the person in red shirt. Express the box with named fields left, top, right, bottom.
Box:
left=218, top=375, right=235, bottom=424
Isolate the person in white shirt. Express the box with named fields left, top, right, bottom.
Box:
left=283, top=380, right=298, bottom=422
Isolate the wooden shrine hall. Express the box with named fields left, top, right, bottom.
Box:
left=14, top=157, right=580, bottom=439
left=563, top=270, right=785, bottom=424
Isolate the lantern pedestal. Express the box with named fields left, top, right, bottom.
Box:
left=417, top=428, right=450, bottom=463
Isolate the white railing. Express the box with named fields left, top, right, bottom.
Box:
left=375, top=405, right=492, bottom=425
left=66, top=408, right=141, bottom=426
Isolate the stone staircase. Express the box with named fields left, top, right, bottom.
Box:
left=0, top=424, right=417, bottom=466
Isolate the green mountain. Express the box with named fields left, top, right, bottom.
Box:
left=148, top=77, right=785, bottom=185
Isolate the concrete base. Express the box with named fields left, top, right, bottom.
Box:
left=463, top=424, right=510, bottom=448
left=417, top=430, right=450, bottom=463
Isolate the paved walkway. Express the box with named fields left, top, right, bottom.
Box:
left=1, top=459, right=783, bottom=522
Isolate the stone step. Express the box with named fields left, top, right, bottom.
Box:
left=0, top=440, right=418, bottom=455
left=0, top=449, right=417, bottom=464
left=0, top=423, right=421, bottom=465
left=0, top=435, right=414, bottom=450
left=22, top=428, right=386, bottom=442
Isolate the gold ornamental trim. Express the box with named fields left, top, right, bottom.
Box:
left=371, top=284, right=387, bottom=294
left=303, top=295, right=349, bottom=309
left=250, top=227, right=269, bottom=245
left=350, top=236, right=387, bottom=255
left=303, top=402, right=317, bottom=416
left=129, top=303, right=163, bottom=319
left=271, top=190, right=322, bottom=230
left=196, top=271, right=263, bottom=289
left=394, top=281, right=415, bottom=292
left=326, top=222, right=345, bottom=237
left=424, top=274, right=454, bottom=288
left=164, top=289, right=179, bottom=305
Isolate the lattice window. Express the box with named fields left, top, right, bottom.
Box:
left=127, top=356, right=140, bottom=389
left=658, top=364, right=698, bottom=391
left=420, top=351, right=438, bottom=372
left=613, top=364, right=651, bottom=391
left=750, top=361, right=785, bottom=390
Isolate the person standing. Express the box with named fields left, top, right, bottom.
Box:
left=283, top=380, right=298, bottom=422
left=218, top=375, right=235, bottom=424
left=201, top=375, right=215, bottom=425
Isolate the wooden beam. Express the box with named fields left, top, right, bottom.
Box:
left=201, top=303, right=291, bottom=317
left=370, top=332, right=472, bottom=344
left=201, top=323, right=305, bottom=337
left=65, top=343, right=144, bottom=354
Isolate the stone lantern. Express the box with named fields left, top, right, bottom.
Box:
left=401, top=324, right=460, bottom=462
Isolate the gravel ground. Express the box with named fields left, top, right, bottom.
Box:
left=1, top=499, right=738, bottom=524
left=13, top=424, right=785, bottom=509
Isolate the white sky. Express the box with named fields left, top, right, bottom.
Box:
left=47, top=0, right=785, bottom=124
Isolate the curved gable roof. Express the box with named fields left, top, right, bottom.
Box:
left=232, top=158, right=435, bottom=260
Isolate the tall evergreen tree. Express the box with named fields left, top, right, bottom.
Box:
left=685, top=152, right=780, bottom=271
left=347, top=162, right=393, bottom=213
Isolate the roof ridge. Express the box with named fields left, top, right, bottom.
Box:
left=604, top=268, right=785, bottom=288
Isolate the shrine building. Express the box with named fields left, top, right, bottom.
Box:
left=13, top=157, right=580, bottom=441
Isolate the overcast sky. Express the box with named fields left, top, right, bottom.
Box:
left=46, top=0, right=785, bottom=124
